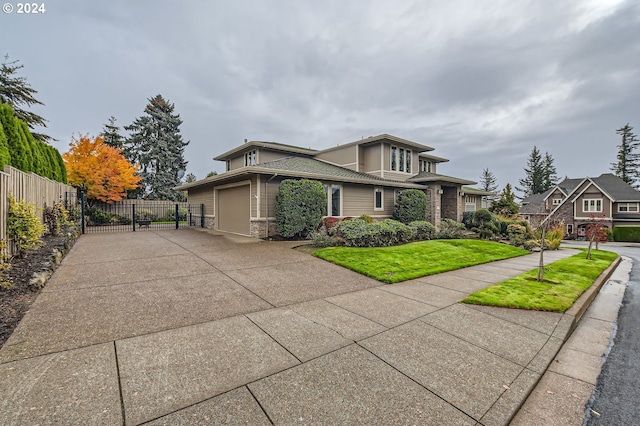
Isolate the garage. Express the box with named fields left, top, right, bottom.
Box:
left=217, top=184, right=251, bottom=235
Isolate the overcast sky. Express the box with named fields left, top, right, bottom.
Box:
left=3, top=0, right=639, bottom=194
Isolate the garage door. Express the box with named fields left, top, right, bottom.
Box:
left=217, top=185, right=251, bottom=235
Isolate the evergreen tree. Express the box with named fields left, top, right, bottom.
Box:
left=0, top=104, right=28, bottom=171
left=479, top=168, right=498, bottom=202
left=542, top=152, right=558, bottom=191
left=517, top=146, right=544, bottom=197
left=206, top=171, right=218, bottom=177
left=490, top=183, right=519, bottom=216
left=101, top=116, right=126, bottom=151
left=610, top=123, right=640, bottom=188
left=0, top=121, right=10, bottom=168
left=124, top=95, right=189, bottom=200
left=0, top=55, right=51, bottom=143
left=184, top=172, right=197, bottom=183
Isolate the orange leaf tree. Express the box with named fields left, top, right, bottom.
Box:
left=63, top=135, right=140, bottom=203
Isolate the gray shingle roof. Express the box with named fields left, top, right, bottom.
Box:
left=592, top=173, right=640, bottom=201
left=519, top=192, right=549, bottom=214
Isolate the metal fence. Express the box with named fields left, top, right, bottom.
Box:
left=81, top=197, right=204, bottom=233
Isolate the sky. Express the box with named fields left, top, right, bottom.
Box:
left=3, top=0, right=639, bottom=195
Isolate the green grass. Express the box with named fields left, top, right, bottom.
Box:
left=462, top=249, right=618, bottom=312
left=314, top=239, right=529, bottom=283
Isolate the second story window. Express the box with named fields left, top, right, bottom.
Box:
left=244, top=150, right=257, bottom=166
left=391, top=146, right=412, bottom=173
left=583, top=198, right=602, bottom=213
left=419, top=159, right=432, bottom=172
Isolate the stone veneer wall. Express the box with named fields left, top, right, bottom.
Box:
left=441, top=187, right=460, bottom=222
left=250, top=219, right=278, bottom=238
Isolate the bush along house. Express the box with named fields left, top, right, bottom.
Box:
left=176, top=134, right=492, bottom=238
left=520, top=173, right=640, bottom=242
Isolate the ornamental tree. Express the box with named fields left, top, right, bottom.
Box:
left=585, top=213, right=608, bottom=260
left=63, top=135, right=140, bottom=203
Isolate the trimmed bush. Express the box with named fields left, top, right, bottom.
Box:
left=336, top=218, right=414, bottom=247
left=393, top=189, right=427, bottom=224
left=87, top=208, right=112, bottom=225
left=436, top=219, right=466, bottom=239
left=410, top=221, right=436, bottom=240
left=507, top=223, right=528, bottom=247
left=613, top=226, right=640, bottom=243
left=135, top=208, right=158, bottom=221
left=358, top=214, right=374, bottom=224
left=275, top=179, right=327, bottom=239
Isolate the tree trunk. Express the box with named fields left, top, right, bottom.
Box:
left=537, top=226, right=546, bottom=282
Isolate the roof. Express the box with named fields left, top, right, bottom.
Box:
left=213, top=141, right=317, bottom=161
left=176, top=157, right=427, bottom=190
left=418, top=153, right=450, bottom=163
left=519, top=192, right=549, bottom=214
left=461, top=187, right=495, bottom=196
left=591, top=173, right=640, bottom=201
left=407, top=171, right=476, bottom=185
left=316, top=134, right=435, bottom=154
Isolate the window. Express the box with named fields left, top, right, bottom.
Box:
left=374, top=188, right=383, bottom=210
left=244, top=150, right=256, bottom=166
left=323, top=184, right=329, bottom=215
left=464, top=195, right=476, bottom=212
left=331, top=185, right=341, bottom=216
left=419, top=159, right=432, bottom=173
left=391, top=146, right=411, bottom=173
left=583, top=199, right=602, bottom=212
left=552, top=198, right=562, bottom=206
left=567, top=224, right=573, bottom=234
left=618, top=202, right=639, bottom=212
left=391, top=146, right=397, bottom=171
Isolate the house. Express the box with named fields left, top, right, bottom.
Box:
left=520, top=173, right=640, bottom=238
left=176, top=134, right=492, bottom=238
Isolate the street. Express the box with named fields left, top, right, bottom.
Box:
left=582, top=244, right=640, bottom=425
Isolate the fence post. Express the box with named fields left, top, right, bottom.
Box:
left=175, top=204, right=179, bottom=229
left=132, top=204, right=136, bottom=232
left=200, top=204, right=204, bottom=227
left=80, top=190, right=86, bottom=234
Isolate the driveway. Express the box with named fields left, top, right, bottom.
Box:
left=0, top=229, right=584, bottom=425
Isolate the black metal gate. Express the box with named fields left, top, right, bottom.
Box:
left=77, top=191, right=204, bottom=234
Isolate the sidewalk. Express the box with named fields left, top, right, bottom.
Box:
left=0, top=230, right=620, bottom=425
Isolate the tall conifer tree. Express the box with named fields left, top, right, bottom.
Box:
left=124, top=95, right=189, bottom=200
left=610, top=123, right=640, bottom=188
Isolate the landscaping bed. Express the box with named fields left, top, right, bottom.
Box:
left=314, top=239, right=529, bottom=283
left=462, top=249, right=618, bottom=312
left=0, top=228, right=79, bottom=347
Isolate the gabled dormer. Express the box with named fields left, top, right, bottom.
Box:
left=214, top=140, right=317, bottom=172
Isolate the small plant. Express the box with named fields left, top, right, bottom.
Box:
left=0, top=239, right=12, bottom=290
left=507, top=223, right=529, bottom=247
left=410, top=221, right=436, bottom=240
left=308, top=231, right=342, bottom=248
left=358, top=214, right=374, bottom=224
left=436, top=219, right=466, bottom=239
left=43, top=201, right=71, bottom=236
left=7, top=195, right=45, bottom=257
left=87, top=208, right=112, bottom=225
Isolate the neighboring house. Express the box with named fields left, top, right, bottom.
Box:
left=176, top=134, right=492, bottom=238
left=520, top=173, right=640, bottom=238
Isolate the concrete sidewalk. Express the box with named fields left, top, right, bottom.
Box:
left=0, top=229, right=615, bottom=425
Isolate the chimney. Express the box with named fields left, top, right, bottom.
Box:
left=244, top=138, right=248, bottom=143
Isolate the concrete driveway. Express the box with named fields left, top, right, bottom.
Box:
left=0, top=229, right=587, bottom=425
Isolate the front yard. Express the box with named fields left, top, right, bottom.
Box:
left=462, top=249, right=618, bottom=312
left=314, top=239, right=529, bottom=283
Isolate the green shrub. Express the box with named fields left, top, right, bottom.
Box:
left=410, top=221, right=436, bottom=240
left=7, top=195, right=45, bottom=256
left=87, top=208, right=112, bottom=224
left=43, top=202, right=71, bottom=236
left=309, top=231, right=342, bottom=248
left=436, top=219, right=466, bottom=239
left=393, top=189, right=427, bottom=224
left=0, top=239, right=11, bottom=289
left=358, top=214, right=374, bottom=224
left=544, top=224, right=564, bottom=250
left=613, top=226, right=640, bottom=242
left=507, top=223, right=528, bottom=247
left=462, top=211, right=475, bottom=229
left=335, top=218, right=414, bottom=247
left=112, top=214, right=132, bottom=225
left=604, top=228, right=613, bottom=242
left=135, top=208, right=158, bottom=221
left=275, top=179, right=327, bottom=239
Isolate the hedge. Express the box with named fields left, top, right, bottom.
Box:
left=613, top=226, right=640, bottom=243
left=275, top=179, right=327, bottom=239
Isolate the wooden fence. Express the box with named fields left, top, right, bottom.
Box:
left=0, top=165, right=76, bottom=256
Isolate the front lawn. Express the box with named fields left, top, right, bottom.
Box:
left=462, top=249, right=618, bottom=312
left=314, top=239, right=529, bottom=283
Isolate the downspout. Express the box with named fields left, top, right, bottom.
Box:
left=265, top=173, right=278, bottom=239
